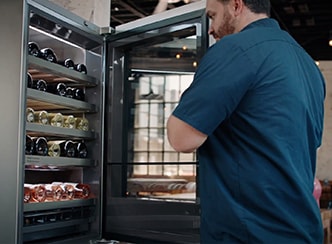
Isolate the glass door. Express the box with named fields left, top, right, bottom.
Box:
left=104, top=2, right=208, bottom=243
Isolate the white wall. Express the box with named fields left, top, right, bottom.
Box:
left=317, top=61, right=332, bottom=180
left=49, top=0, right=110, bottom=27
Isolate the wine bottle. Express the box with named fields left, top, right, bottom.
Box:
left=27, top=41, right=40, bottom=57
left=24, top=184, right=31, bottom=203
left=75, top=141, right=88, bottom=158
left=25, top=135, right=35, bottom=155
left=32, top=79, right=47, bottom=92
left=63, top=115, right=76, bottom=129
left=32, top=137, right=48, bottom=156
left=47, top=141, right=61, bottom=157
left=74, top=63, right=87, bottom=74
left=76, top=117, right=89, bottom=131
left=74, top=183, right=91, bottom=199
left=34, top=110, right=49, bottom=125
left=47, top=82, right=67, bottom=96
left=65, top=87, right=74, bottom=99
left=26, top=107, right=35, bottom=123
left=39, top=47, right=57, bottom=63
left=29, top=184, right=47, bottom=202
left=27, top=72, right=33, bottom=88
left=73, top=88, right=85, bottom=101
left=48, top=113, right=64, bottom=127
left=57, top=58, right=75, bottom=69
left=52, top=184, right=64, bottom=201
left=63, top=183, right=75, bottom=200
left=58, top=140, right=77, bottom=157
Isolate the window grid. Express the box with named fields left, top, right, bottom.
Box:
left=132, top=74, right=197, bottom=177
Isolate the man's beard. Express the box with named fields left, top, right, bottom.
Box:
left=217, top=10, right=235, bottom=40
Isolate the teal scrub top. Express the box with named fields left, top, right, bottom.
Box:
left=173, top=18, right=325, bottom=243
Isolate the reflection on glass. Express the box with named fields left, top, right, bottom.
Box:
left=127, top=24, right=200, bottom=201
left=126, top=164, right=197, bottom=201
left=134, top=129, right=148, bottom=151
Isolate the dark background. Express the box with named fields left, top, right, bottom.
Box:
left=110, top=0, right=332, bottom=60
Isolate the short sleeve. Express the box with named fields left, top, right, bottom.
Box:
left=172, top=39, right=256, bottom=135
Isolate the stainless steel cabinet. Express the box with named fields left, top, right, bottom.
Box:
left=0, top=0, right=208, bottom=243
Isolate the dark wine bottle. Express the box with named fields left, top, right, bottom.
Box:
left=27, top=72, right=33, bottom=88
left=65, top=87, right=74, bottom=99
left=75, top=141, right=88, bottom=158
left=74, top=63, right=87, bottom=74
left=32, top=79, right=47, bottom=92
left=59, top=140, right=76, bottom=157
left=47, top=82, right=67, bottom=96
left=73, top=88, right=85, bottom=101
left=33, top=137, right=48, bottom=156
left=27, top=42, right=40, bottom=57
left=25, top=135, right=35, bottom=155
left=39, top=48, right=57, bottom=63
left=58, top=58, right=75, bottom=69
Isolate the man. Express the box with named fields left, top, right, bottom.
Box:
left=167, top=0, right=325, bottom=243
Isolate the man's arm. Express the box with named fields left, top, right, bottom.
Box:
left=167, top=114, right=207, bottom=153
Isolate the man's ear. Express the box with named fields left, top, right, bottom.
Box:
left=233, top=0, right=244, bottom=16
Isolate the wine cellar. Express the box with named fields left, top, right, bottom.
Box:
left=23, top=1, right=104, bottom=242
left=0, top=0, right=208, bottom=243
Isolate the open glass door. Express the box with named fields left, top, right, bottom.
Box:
left=104, top=2, right=208, bottom=243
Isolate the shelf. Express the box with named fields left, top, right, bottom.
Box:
left=25, top=155, right=96, bottom=167
left=23, top=217, right=92, bottom=234
left=27, top=88, right=97, bottom=112
left=24, top=198, right=96, bottom=212
left=26, top=123, right=96, bottom=139
left=28, top=55, right=98, bottom=87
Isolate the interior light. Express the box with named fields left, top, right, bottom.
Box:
left=193, top=61, right=197, bottom=67
left=315, top=61, right=320, bottom=66
left=329, top=31, right=332, bottom=46
left=182, top=45, right=187, bottom=51
left=329, top=39, right=332, bottom=47
left=175, top=53, right=181, bottom=59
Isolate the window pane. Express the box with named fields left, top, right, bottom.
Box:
left=134, top=129, right=148, bottom=151
left=134, top=103, right=149, bottom=127
left=165, top=75, right=180, bottom=102
left=179, top=153, right=196, bottom=162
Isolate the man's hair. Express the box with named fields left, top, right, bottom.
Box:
left=219, top=0, right=271, bottom=17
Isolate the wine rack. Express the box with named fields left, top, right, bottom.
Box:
left=28, top=55, right=98, bottom=87
left=26, top=155, right=96, bottom=167
left=26, top=122, right=96, bottom=139
left=23, top=2, right=103, bottom=242
left=27, top=88, right=96, bottom=112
